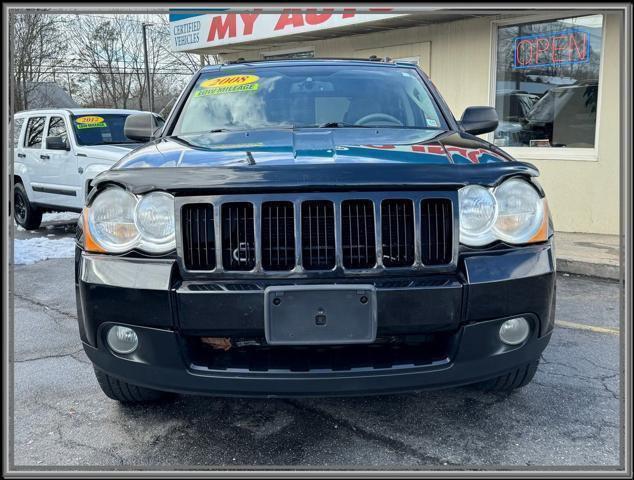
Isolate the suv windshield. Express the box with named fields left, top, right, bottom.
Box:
left=71, top=114, right=138, bottom=146
left=173, top=65, right=446, bottom=135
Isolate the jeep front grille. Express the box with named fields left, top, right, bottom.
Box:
left=177, top=192, right=456, bottom=276
left=182, top=204, right=216, bottom=271
left=421, top=198, right=453, bottom=266
left=342, top=200, right=376, bottom=269
left=261, top=201, right=295, bottom=271
left=302, top=200, right=336, bottom=270
left=221, top=202, right=255, bottom=271
left=381, top=199, right=415, bottom=267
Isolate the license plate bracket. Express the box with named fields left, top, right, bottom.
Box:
left=264, top=285, right=377, bottom=345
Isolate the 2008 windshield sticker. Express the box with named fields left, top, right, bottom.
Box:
left=75, top=116, right=107, bottom=129
left=194, top=75, right=259, bottom=97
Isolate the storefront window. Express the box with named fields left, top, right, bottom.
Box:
left=494, top=15, right=603, bottom=148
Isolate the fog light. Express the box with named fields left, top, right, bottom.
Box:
left=107, top=325, right=138, bottom=354
left=499, top=317, right=530, bottom=345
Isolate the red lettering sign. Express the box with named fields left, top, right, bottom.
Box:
left=207, top=14, right=237, bottom=42
left=240, top=11, right=261, bottom=36
left=514, top=29, right=590, bottom=68
left=305, top=9, right=334, bottom=26
left=275, top=10, right=305, bottom=30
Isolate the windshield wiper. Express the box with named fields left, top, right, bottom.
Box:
left=312, top=122, right=375, bottom=128
left=208, top=125, right=296, bottom=134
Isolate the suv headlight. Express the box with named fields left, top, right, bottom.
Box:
left=458, top=185, right=497, bottom=246
left=87, top=188, right=139, bottom=252
left=459, top=178, right=548, bottom=247
left=135, top=192, right=176, bottom=253
left=85, top=187, right=175, bottom=254
left=493, top=178, right=545, bottom=244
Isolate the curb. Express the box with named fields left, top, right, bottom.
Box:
left=557, top=258, right=620, bottom=281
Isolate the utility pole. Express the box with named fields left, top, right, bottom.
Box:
left=142, top=22, right=154, bottom=112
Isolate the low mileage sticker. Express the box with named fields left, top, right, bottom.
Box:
left=75, top=115, right=107, bottom=129
left=194, top=74, right=260, bottom=97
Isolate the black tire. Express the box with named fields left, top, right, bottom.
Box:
left=14, top=183, right=42, bottom=230
left=476, top=360, right=539, bottom=392
left=93, top=367, right=170, bottom=404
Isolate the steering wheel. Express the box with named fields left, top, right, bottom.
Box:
left=354, top=113, right=404, bottom=127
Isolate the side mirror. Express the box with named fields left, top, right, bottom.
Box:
left=45, top=135, right=69, bottom=150
left=459, top=106, right=499, bottom=136
left=124, top=113, right=161, bottom=142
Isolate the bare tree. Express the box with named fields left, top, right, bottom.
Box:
left=69, top=15, right=142, bottom=108
left=11, top=12, right=67, bottom=111
left=12, top=13, right=211, bottom=111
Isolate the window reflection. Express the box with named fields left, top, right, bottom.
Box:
left=494, top=15, right=603, bottom=148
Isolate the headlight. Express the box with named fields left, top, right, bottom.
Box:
left=87, top=187, right=139, bottom=252
left=459, top=178, right=547, bottom=247
left=458, top=185, right=497, bottom=246
left=493, top=178, right=544, bottom=243
left=85, top=187, right=175, bottom=254
left=135, top=192, right=176, bottom=252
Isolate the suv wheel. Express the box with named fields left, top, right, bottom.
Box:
left=93, top=368, right=170, bottom=403
left=476, top=360, right=539, bottom=392
left=14, top=183, right=42, bottom=230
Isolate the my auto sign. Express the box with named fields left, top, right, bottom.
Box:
left=169, top=8, right=406, bottom=51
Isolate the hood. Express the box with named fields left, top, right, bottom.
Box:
left=114, top=128, right=514, bottom=169
left=76, top=143, right=140, bottom=162
left=93, top=128, right=537, bottom=195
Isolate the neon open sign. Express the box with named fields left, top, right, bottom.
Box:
left=513, top=29, right=590, bottom=69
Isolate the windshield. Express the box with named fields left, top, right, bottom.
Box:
left=173, top=65, right=446, bottom=135
left=71, top=114, right=138, bottom=146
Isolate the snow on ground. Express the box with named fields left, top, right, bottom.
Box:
left=13, top=237, right=76, bottom=265
left=13, top=211, right=79, bottom=231
left=41, top=211, right=80, bottom=222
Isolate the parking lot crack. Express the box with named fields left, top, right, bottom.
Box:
left=13, top=348, right=85, bottom=364
left=13, top=293, right=76, bottom=321
left=55, top=425, right=126, bottom=465
left=284, top=399, right=457, bottom=466
left=599, top=375, right=619, bottom=400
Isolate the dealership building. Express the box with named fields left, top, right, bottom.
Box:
left=169, top=8, right=622, bottom=235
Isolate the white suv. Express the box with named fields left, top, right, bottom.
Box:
left=12, top=108, right=163, bottom=230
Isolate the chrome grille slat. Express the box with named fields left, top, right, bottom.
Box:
left=302, top=200, right=335, bottom=270
left=381, top=199, right=415, bottom=267
left=261, top=201, right=295, bottom=271
left=181, top=204, right=215, bottom=271
left=177, top=193, right=455, bottom=275
left=421, top=198, right=453, bottom=266
left=342, top=199, right=376, bottom=269
left=222, top=203, right=255, bottom=271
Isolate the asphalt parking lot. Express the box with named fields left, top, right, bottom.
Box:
left=10, top=218, right=622, bottom=470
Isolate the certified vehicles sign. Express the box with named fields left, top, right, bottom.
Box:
left=169, top=8, right=405, bottom=51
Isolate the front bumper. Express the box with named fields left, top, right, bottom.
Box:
left=75, top=241, right=556, bottom=397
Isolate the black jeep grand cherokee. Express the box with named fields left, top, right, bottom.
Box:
left=75, top=59, right=555, bottom=402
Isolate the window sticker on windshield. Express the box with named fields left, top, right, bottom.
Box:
left=75, top=116, right=108, bottom=129
left=194, top=74, right=260, bottom=97
left=427, top=119, right=438, bottom=127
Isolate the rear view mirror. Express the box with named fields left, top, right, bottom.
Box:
left=124, top=113, right=161, bottom=142
left=45, top=135, right=69, bottom=150
left=459, top=106, right=499, bottom=136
